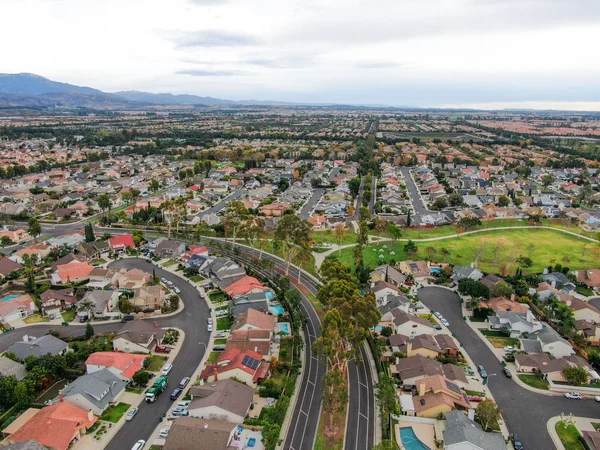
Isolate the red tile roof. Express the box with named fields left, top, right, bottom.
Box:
left=108, top=234, right=135, bottom=250
left=224, top=276, right=265, bottom=297
left=55, top=262, right=94, bottom=283
left=85, top=351, right=148, bottom=379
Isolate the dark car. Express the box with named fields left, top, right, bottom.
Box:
left=503, top=367, right=512, bottom=378
left=170, top=388, right=182, bottom=400
left=79, top=315, right=88, bottom=323
left=511, top=433, right=524, bottom=450
left=121, top=315, right=134, bottom=323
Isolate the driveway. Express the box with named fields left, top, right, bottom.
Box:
left=417, top=286, right=600, bottom=450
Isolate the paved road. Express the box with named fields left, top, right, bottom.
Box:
left=417, top=286, right=600, bottom=450
left=345, top=345, right=375, bottom=450
left=369, top=176, right=377, bottom=215
left=0, top=258, right=211, bottom=450
left=201, top=190, right=245, bottom=215
left=329, top=167, right=341, bottom=182
left=299, top=188, right=325, bottom=220
left=354, top=178, right=365, bottom=220
left=400, top=166, right=429, bottom=215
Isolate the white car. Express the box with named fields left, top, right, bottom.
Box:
left=440, top=318, right=450, bottom=327
left=595, top=396, right=600, bottom=402
left=207, top=324, right=213, bottom=332
left=125, top=407, right=138, bottom=421
left=161, top=363, right=173, bottom=375
left=207, top=318, right=213, bottom=325
left=131, top=440, right=146, bottom=450
left=159, top=428, right=170, bottom=438
left=504, top=346, right=516, bottom=353
left=174, top=287, right=181, bottom=294
left=433, top=311, right=443, bottom=319
left=177, top=400, right=191, bottom=407
left=565, top=392, right=582, bottom=399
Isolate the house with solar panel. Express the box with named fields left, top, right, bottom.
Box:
left=199, top=348, right=271, bottom=386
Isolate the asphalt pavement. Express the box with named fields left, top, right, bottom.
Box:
left=201, top=190, right=245, bottom=215
left=417, top=286, right=600, bottom=450
left=400, top=167, right=429, bottom=215
left=299, top=188, right=325, bottom=220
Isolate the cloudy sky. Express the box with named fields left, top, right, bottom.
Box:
left=1, top=0, right=600, bottom=110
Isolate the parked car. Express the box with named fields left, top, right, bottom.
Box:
left=207, top=324, right=213, bottom=332
left=121, top=315, right=134, bottom=323
left=440, top=318, right=450, bottom=327
left=207, top=318, right=213, bottom=325
left=161, top=363, right=173, bottom=375
left=215, top=332, right=226, bottom=338
left=170, top=388, right=182, bottom=400
left=79, top=315, right=88, bottom=323
left=595, top=396, right=600, bottom=402
left=565, top=392, right=582, bottom=399
left=131, top=440, right=146, bottom=450
left=171, top=407, right=189, bottom=416
left=179, top=377, right=190, bottom=389
left=511, top=433, right=524, bottom=450
left=503, top=368, right=512, bottom=378
left=213, top=345, right=226, bottom=351
left=433, top=311, right=443, bottom=319
left=467, top=395, right=484, bottom=402
left=503, top=346, right=516, bottom=353
left=159, top=428, right=170, bottom=438
left=125, top=407, right=138, bottom=421
left=433, top=325, right=442, bottom=330
left=161, top=278, right=168, bottom=284
left=177, top=400, right=191, bottom=407
left=478, top=365, right=488, bottom=379
left=155, top=345, right=172, bottom=353
left=174, top=287, right=181, bottom=294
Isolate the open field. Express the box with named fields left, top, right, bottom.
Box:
left=339, top=228, right=598, bottom=274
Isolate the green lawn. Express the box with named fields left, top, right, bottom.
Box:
left=555, top=421, right=585, bottom=450
left=207, top=351, right=219, bottom=363
left=486, top=337, right=519, bottom=348
left=576, top=285, right=595, bottom=297
left=419, top=314, right=438, bottom=325
left=593, top=423, right=600, bottom=431
left=92, top=258, right=107, bottom=265
left=469, top=316, right=486, bottom=322
left=99, top=402, right=131, bottom=423
left=145, top=355, right=168, bottom=372
left=214, top=338, right=227, bottom=345
left=279, top=338, right=293, bottom=365
left=125, top=386, right=143, bottom=394
left=338, top=228, right=599, bottom=274
left=215, top=305, right=229, bottom=311
left=23, top=314, right=49, bottom=324
left=162, top=259, right=178, bottom=267
left=465, top=389, right=486, bottom=397
left=312, top=229, right=358, bottom=246
left=518, top=374, right=549, bottom=390
left=187, top=275, right=204, bottom=282
left=216, top=317, right=233, bottom=331
left=61, top=310, right=76, bottom=322
left=208, top=291, right=227, bottom=303
left=480, top=330, right=506, bottom=337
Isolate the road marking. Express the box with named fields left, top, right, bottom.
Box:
left=359, top=413, right=369, bottom=419
left=307, top=380, right=315, bottom=386
left=300, top=410, right=309, bottom=416
left=359, top=382, right=368, bottom=388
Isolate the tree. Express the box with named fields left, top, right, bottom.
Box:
left=85, top=323, right=94, bottom=340
left=320, top=257, right=356, bottom=284
left=541, top=174, right=555, bottom=187
left=490, top=280, right=515, bottom=298
left=0, top=236, right=12, bottom=247
left=334, top=224, right=346, bottom=255
left=97, top=194, right=112, bottom=213
left=78, top=300, right=95, bottom=321
left=121, top=190, right=133, bottom=204
left=516, top=255, right=533, bottom=268
left=224, top=200, right=250, bottom=242
left=475, top=399, right=502, bottom=432
left=348, top=177, right=361, bottom=199
left=132, top=369, right=151, bottom=387
left=22, top=254, right=38, bottom=294
left=274, top=214, right=312, bottom=275
left=28, top=216, right=41, bottom=242
left=448, top=192, right=465, bottom=207
left=84, top=223, right=95, bottom=243
left=458, top=279, right=490, bottom=299
left=458, top=216, right=482, bottom=232
left=321, top=369, right=348, bottom=432
left=118, top=297, right=134, bottom=314
left=425, top=246, right=436, bottom=261
left=149, top=177, right=160, bottom=192
left=359, top=206, right=371, bottom=222
left=431, top=196, right=448, bottom=210
left=515, top=279, right=529, bottom=297
left=562, top=366, right=589, bottom=386
left=403, top=240, right=418, bottom=257
left=406, top=209, right=412, bottom=227
left=376, top=373, right=400, bottom=440
left=497, top=195, right=510, bottom=207
left=169, top=295, right=180, bottom=311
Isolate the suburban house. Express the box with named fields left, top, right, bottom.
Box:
left=540, top=272, right=576, bottom=294
left=480, top=296, right=531, bottom=313
left=85, top=351, right=148, bottom=380
left=568, top=298, right=600, bottom=323
left=108, top=234, right=135, bottom=251
left=583, top=430, right=600, bottom=450
left=199, top=348, right=271, bottom=385
left=411, top=374, right=471, bottom=419
left=378, top=295, right=413, bottom=320
left=0, top=256, right=23, bottom=277
left=163, top=417, right=242, bottom=450
left=0, top=294, right=37, bottom=324
left=390, top=334, right=459, bottom=359
left=225, top=329, right=272, bottom=356
left=117, top=268, right=152, bottom=290
left=393, top=355, right=468, bottom=388
left=50, top=261, right=94, bottom=285
left=524, top=327, right=575, bottom=358
left=487, top=311, right=542, bottom=337
left=87, top=267, right=120, bottom=290
left=187, top=379, right=254, bottom=423
left=224, top=276, right=268, bottom=298
left=60, top=368, right=128, bottom=415
left=77, top=241, right=110, bottom=260
left=480, top=274, right=503, bottom=290
left=50, top=253, right=82, bottom=271
left=10, top=244, right=52, bottom=264
left=77, top=290, right=119, bottom=319
left=0, top=356, right=28, bottom=380
left=451, top=265, right=484, bottom=285
left=155, top=239, right=186, bottom=258
left=229, top=291, right=270, bottom=317
left=2, top=401, right=97, bottom=450
left=514, top=353, right=594, bottom=383
left=39, top=288, right=77, bottom=314
left=398, top=260, right=431, bottom=280
left=577, top=269, right=600, bottom=289
left=370, top=280, right=402, bottom=302
left=443, top=410, right=507, bottom=450
left=370, top=264, right=407, bottom=286
left=390, top=310, right=435, bottom=337
left=232, top=308, right=276, bottom=333
left=7, top=335, right=68, bottom=362
left=132, top=285, right=166, bottom=311
left=576, top=320, right=600, bottom=345
left=112, top=320, right=166, bottom=354
left=0, top=229, right=30, bottom=243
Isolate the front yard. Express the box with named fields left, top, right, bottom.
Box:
left=216, top=317, right=233, bottom=331
left=555, top=421, right=585, bottom=450
left=486, top=336, right=519, bottom=348
left=23, top=314, right=49, bottom=324
left=99, top=402, right=131, bottom=423
left=61, top=310, right=77, bottom=322
left=518, top=374, right=549, bottom=390
left=207, top=351, right=220, bottom=363
left=208, top=291, right=227, bottom=304
left=162, top=259, right=179, bottom=267
left=145, top=355, right=168, bottom=372
left=187, top=274, right=204, bottom=283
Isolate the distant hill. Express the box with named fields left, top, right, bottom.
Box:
left=113, top=90, right=229, bottom=106
left=0, top=73, right=103, bottom=96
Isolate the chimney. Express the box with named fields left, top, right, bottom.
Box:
left=87, top=409, right=94, bottom=422
left=510, top=294, right=516, bottom=302
left=406, top=341, right=413, bottom=356
left=551, top=280, right=556, bottom=289
left=213, top=367, right=218, bottom=381
left=418, top=381, right=426, bottom=397
left=59, top=392, right=64, bottom=402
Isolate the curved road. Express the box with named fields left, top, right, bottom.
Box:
left=0, top=258, right=211, bottom=450
left=418, top=286, right=600, bottom=450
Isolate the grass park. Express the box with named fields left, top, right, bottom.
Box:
left=336, top=228, right=598, bottom=275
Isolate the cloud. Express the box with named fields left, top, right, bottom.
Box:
left=188, top=0, right=228, bottom=3
left=176, top=69, right=243, bottom=76
left=171, top=29, right=259, bottom=48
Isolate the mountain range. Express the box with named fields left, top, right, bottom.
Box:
left=0, top=73, right=310, bottom=109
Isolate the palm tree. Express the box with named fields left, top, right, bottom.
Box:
left=77, top=300, right=95, bottom=322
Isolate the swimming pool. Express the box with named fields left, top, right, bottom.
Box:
left=269, top=304, right=285, bottom=316
left=276, top=322, right=291, bottom=335
left=1, top=294, right=19, bottom=303
left=266, top=291, right=275, bottom=299
left=399, top=427, right=430, bottom=450
left=429, top=267, right=441, bottom=274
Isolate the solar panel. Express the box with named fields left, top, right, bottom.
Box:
left=242, top=355, right=260, bottom=370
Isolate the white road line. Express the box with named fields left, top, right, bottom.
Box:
left=359, top=382, right=367, bottom=388
left=359, top=413, right=369, bottom=420
left=360, top=346, right=372, bottom=450
left=354, top=361, right=361, bottom=450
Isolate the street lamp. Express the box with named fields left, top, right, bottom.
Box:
left=483, top=373, right=497, bottom=395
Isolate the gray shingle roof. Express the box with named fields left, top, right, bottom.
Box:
left=61, top=368, right=127, bottom=411
left=0, top=356, right=28, bottom=380
left=443, top=410, right=507, bottom=450
left=7, top=335, right=68, bottom=362
left=188, top=379, right=254, bottom=419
